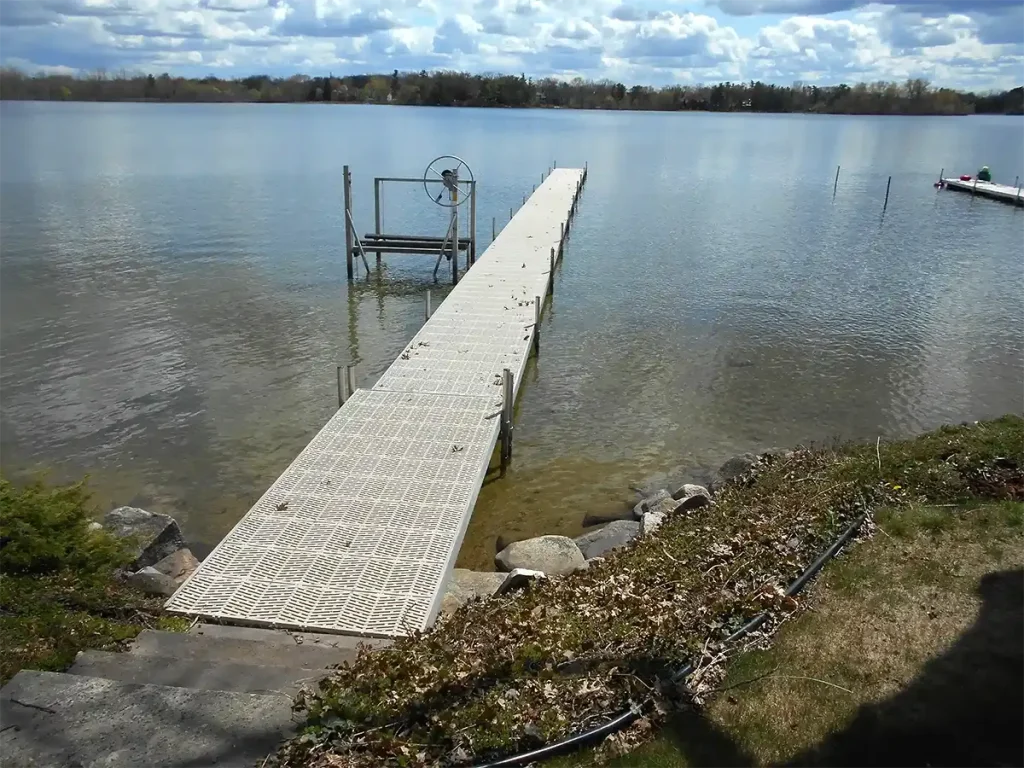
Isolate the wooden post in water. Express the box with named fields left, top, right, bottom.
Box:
left=883, top=175, right=892, bottom=212
left=373, top=178, right=382, bottom=265
left=533, top=297, right=540, bottom=356
left=832, top=165, right=840, bottom=200
left=343, top=165, right=354, bottom=280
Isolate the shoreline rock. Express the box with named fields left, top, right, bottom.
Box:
left=495, top=536, right=584, bottom=576
left=574, top=520, right=639, bottom=560
left=103, top=507, right=187, bottom=570
left=441, top=569, right=506, bottom=615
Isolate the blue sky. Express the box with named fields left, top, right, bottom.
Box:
left=1, top=0, right=1022, bottom=90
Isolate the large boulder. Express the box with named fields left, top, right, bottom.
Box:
left=440, top=569, right=506, bottom=615
left=712, top=453, right=758, bottom=491
left=495, top=536, right=584, bottom=576
left=126, top=567, right=178, bottom=597
left=574, top=520, right=640, bottom=560
left=151, top=548, right=200, bottom=587
left=103, top=507, right=187, bottom=570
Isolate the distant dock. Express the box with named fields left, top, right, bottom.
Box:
left=166, top=167, right=587, bottom=637
left=941, top=177, right=1023, bottom=206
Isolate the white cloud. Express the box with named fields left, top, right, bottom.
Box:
left=0, top=0, right=1020, bottom=89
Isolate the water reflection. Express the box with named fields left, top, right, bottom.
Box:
left=1, top=102, right=1021, bottom=568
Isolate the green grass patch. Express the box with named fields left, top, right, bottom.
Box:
left=275, top=415, right=1023, bottom=768
left=0, top=476, right=188, bottom=684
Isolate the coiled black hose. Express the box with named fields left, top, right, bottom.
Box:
left=472, top=513, right=868, bottom=768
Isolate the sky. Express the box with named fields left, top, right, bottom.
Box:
left=1, top=0, right=1022, bottom=90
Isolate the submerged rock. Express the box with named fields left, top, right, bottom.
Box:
left=495, top=536, right=584, bottom=576
left=103, top=507, right=187, bottom=570
left=574, top=520, right=640, bottom=560
left=632, top=489, right=671, bottom=520
left=440, top=569, right=506, bottom=615
left=712, top=453, right=759, bottom=490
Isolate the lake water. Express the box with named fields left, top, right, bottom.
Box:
left=1, top=101, right=1021, bottom=568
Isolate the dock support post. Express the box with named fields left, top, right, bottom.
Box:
left=343, top=165, right=354, bottom=281
left=549, top=247, right=555, bottom=295
left=553, top=160, right=557, bottom=169
left=492, top=216, right=496, bottom=243
left=510, top=206, right=513, bottom=221
left=373, top=177, right=382, bottom=265
left=500, top=368, right=513, bottom=476
left=425, top=290, right=431, bottom=322
left=560, top=221, right=564, bottom=242
left=832, top=165, right=840, bottom=200
left=883, top=175, right=892, bottom=212
left=533, top=184, right=536, bottom=194
left=469, top=180, right=477, bottom=267
left=523, top=193, right=526, bottom=206
left=533, top=296, right=540, bottom=356
left=346, top=364, right=356, bottom=397
left=336, top=365, right=345, bottom=407
left=939, top=168, right=944, bottom=184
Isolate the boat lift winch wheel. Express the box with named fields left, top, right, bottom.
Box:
left=423, top=155, right=474, bottom=208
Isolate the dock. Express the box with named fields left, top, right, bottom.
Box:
left=165, top=167, right=587, bottom=637
left=942, top=177, right=1023, bottom=206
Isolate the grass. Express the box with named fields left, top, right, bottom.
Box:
left=0, top=476, right=190, bottom=684
left=276, top=415, right=1023, bottom=768
left=553, top=499, right=1023, bottom=767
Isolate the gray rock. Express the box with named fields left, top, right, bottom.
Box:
left=672, top=484, right=712, bottom=513
left=640, top=509, right=665, bottom=536
left=495, top=568, right=546, bottom=595
left=126, top=567, right=178, bottom=597
left=104, top=507, right=187, bottom=569
left=712, top=453, right=758, bottom=490
left=581, top=509, right=636, bottom=527
left=574, top=520, right=640, bottom=559
left=632, top=489, right=671, bottom=520
left=495, top=536, right=584, bottom=576
left=151, top=548, right=200, bottom=586
left=86, top=521, right=104, bottom=532
left=440, top=569, right=506, bottom=615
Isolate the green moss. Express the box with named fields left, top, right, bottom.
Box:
left=0, top=475, right=186, bottom=684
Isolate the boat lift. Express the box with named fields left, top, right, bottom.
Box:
left=342, top=155, right=477, bottom=285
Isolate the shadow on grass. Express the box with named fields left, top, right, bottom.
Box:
left=660, top=568, right=1023, bottom=768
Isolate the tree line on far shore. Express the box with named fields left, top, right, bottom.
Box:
left=1, top=67, right=1021, bottom=116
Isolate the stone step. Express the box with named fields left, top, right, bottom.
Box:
left=131, top=629, right=369, bottom=669
left=1, top=670, right=294, bottom=768
left=190, top=622, right=392, bottom=652
left=70, top=650, right=325, bottom=695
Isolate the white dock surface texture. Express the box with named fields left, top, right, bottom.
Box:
left=166, top=168, right=585, bottom=636
left=943, top=177, right=1023, bottom=205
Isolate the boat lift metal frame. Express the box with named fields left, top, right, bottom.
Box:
left=342, top=165, right=477, bottom=286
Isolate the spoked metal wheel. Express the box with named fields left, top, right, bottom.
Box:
left=423, top=155, right=474, bottom=208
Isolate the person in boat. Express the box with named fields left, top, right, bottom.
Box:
left=977, top=165, right=992, bottom=182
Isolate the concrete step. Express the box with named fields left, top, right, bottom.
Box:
left=190, top=622, right=392, bottom=652
left=1, top=670, right=294, bottom=768
left=131, top=628, right=370, bottom=669
left=70, top=650, right=325, bottom=695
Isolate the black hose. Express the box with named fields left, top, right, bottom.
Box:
left=470, top=513, right=868, bottom=768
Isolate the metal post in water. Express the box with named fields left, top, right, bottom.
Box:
left=451, top=184, right=459, bottom=285
left=500, top=368, right=513, bottom=475
left=343, top=165, right=354, bottom=280
left=832, top=165, right=840, bottom=200
left=336, top=366, right=345, bottom=407
left=469, top=180, right=477, bottom=267
left=523, top=193, right=526, bottom=206
left=346, top=364, right=356, bottom=397
left=492, top=216, right=496, bottom=242
left=560, top=221, right=564, bottom=242
left=533, top=296, right=541, bottom=356
left=425, top=290, right=431, bottom=321
left=883, top=175, right=892, bottom=212
left=548, top=247, right=555, bottom=295
left=553, top=160, right=557, bottom=169
left=373, top=177, right=382, bottom=265
left=939, top=168, right=944, bottom=184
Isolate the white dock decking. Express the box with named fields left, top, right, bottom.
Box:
left=942, top=177, right=1023, bottom=206
left=165, top=168, right=586, bottom=637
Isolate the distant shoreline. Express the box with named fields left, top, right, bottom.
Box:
left=2, top=69, right=1020, bottom=117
